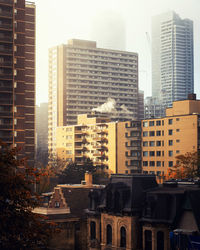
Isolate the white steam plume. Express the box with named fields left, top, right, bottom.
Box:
left=92, top=98, right=116, bottom=113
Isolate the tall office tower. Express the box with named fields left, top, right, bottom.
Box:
left=90, top=10, right=126, bottom=51
left=0, top=0, right=35, bottom=166
left=48, top=39, right=138, bottom=159
left=152, top=11, right=194, bottom=107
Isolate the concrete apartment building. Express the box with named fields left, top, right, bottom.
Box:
left=152, top=11, right=194, bottom=108
left=142, top=94, right=200, bottom=177
left=56, top=113, right=142, bottom=174
left=0, top=0, right=35, bottom=165
left=48, top=39, right=139, bottom=160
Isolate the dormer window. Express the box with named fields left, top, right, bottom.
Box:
left=55, top=201, right=60, bottom=208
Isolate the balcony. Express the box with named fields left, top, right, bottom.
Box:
left=0, top=23, right=12, bottom=30
left=75, top=137, right=82, bottom=142
left=0, top=123, right=12, bottom=129
left=0, top=48, right=12, bottom=55
left=0, top=61, right=12, bottom=67
left=0, top=0, right=13, bottom=5
left=0, top=11, right=13, bottom=18
left=0, top=36, right=13, bottom=43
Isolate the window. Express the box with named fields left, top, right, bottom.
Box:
left=66, top=150, right=72, bottom=154
left=162, top=131, right=164, bottom=136
left=176, top=118, right=180, bottom=121
left=143, top=121, right=148, bottom=127
left=149, top=131, right=155, bottom=136
left=150, top=161, right=155, bottom=166
left=55, top=201, right=60, bottom=208
left=176, top=139, right=180, bottom=143
left=176, top=129, right=180, bottom=132
left=143, top=151, right=148, bottom=157
left=176, top=150, right=180, bottom=154
left=90, top=221, right=96, bottom=240
left=157, top=161, right=161, bottom=167
left=120, top=227, right=126, bottom=248
left=143, top=131, right=148, bottom=137
left=143, top=141, right=148, bottom=147
left=169, top=151, right=173, bottom=157
left=162, top=120, right=164, bottom=125
left=156, top=131, right=161, bottom=136
left=156, top=141, right=161, bottom=146
left=156, top=120, right=161, bottom=126
left=162, top=161, right=164, bottom=167
left=168, top=119, right=173, bottom=125
left=162, top=141, right=164, bottom=146
left=162, top=151, right=164, bottom=156
left=106, top=224, right=112, bottom=245
left=168, top=140, right=173, bottom=146
left=168, top=129, right=173, bottom=135
left=156, top=151, right=161, bottom=156
left=143, top=161, right=148, bottom=166
left=157, top=231, right=164, bottom=250
left=149, top=141, right=155, bottom=147
left=169, top=161, right=173, bottom=167
left=149, top=121, right=154, bottom=126
left=149, top=151, right=155, bottom=156
left=145, top=230, right=152, bottom=250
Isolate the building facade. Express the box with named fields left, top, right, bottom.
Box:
left=48, top=39, right=139, bottom=160
left=56, top=114, right=142, bottom=174
left=152, top=11, right=194, bottom=108
left=138, top=90, right=144, bottom=120
left=0, top=0, right=35, bottom=165
left=142, top=95, right=200, bottom=177
left=144, top=96, right=165, bottom=119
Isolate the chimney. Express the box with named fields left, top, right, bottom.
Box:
left=84, top=172, right=93, bottom=186
left=188, top=93, right=196, bottom=100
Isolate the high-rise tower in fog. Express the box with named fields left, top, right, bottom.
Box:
left=48, top=39, right=139, bottom=159
left=152, top=11, right=194, bottom=107
left=0, top=0, right=35, bottom=165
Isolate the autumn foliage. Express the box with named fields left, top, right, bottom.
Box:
left=166, top=151, right=200, bottom=180
left=0, top=142, right=54, bottom=249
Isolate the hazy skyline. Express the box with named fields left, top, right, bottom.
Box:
left=35, top=0, right=200, bottom=104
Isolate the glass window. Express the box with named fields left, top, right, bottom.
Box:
left=169, top=151, right=173, bottom=157
left=143, top=121, right=148, bottom=127
left=120, top=227, right=126, bottom=248
left=149, top=141, right=155, bottom=147
left=156, top=130, right=161, bottom=136
left=156, top=141, right=161, bottom=146
left=90, top=221, right=96, bottom=240
left=150, top=151, right=155, bottom=156
left=156, top=151, right=161, bottom=156
left=149, top=121, right=154, bottom=126
left=143, top=141, right=148, bottom=147
left=143, top=161, right=148, bottom=166
left=162, top=120, right=164, bottom=125
left=162, top=131, right=164, bottom=136
left=176, top=118, right=180, bottom=121
left=176, top=150, right=180, bottom=154
left=143, top=151, right=148, bottom=157
left=156, top=161, right=161, bottom=167
left=145, top=230, right=152, bottom=250
left=149, top=131, right=155, bottom=136
left=143, top=131, right=148, bottom=137
left=169, top=161, right=173, bottom=167
left=168, top=119, right=173, bottom=125
left=150, top=161, right=155, bottom=166
left=176, top=139, right=180, bottom=143
left=156, top=120, right=161, bottom=126
left=168, top=140, right=173, bottom=146
left=106, top=224, right=112, bottom=245
left=157, top=231, right=164, bottom=250
left=176, top=129, right=180, bottom=132
left=168, top=129, right=173, bottom=135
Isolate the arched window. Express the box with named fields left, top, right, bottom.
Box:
left=145, top=230, right=152, bottom=250
left=90, top=221, right=96, bottom=240
left=106, top=224, right=112, bottom=245
left=157, top=231, right=164, bottom=250
left=120, top=226, right=126, bottom=248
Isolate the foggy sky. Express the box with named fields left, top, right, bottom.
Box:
left=34, top=0, right=200, bottom=104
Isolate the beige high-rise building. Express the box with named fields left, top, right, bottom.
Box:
left=48, top=39, right=139, bottom=159
left=56, top=114, right=142, bottom=174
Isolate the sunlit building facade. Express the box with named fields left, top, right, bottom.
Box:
left=48, top=39, right=139, bottom=159
left=0, top=0, right=35, bottom=165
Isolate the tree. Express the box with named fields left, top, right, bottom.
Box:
left=57, top=159, right=109, bottom=184
left=0, top=142, right=54, bottom=249
left=166, top=151, right=200, bottom=180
